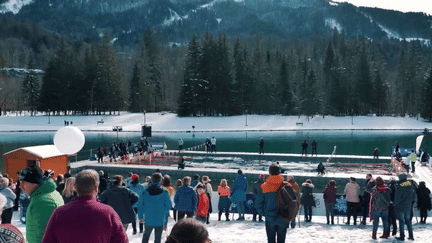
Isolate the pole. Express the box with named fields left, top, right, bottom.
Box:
left=48, top=109, right=50, bottom=124
left=143, top=110, right=146, bottom=126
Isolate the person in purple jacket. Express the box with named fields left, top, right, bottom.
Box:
left=42, top=169, right=128, bottom=243
left=323, top=180, right=337, bottom=225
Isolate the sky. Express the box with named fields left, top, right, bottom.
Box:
left=332, top=0, right=432, bottom=16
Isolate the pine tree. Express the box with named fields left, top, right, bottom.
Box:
left=421, top=68, right=432, bottom=121
left=21, top=54, right=39, bottom=116
left=129, top=63, right=141, bottom=112
left=279, top=57, right=292, bottom=115
left=178, top=34, right=201, bottom=117
left=355, top=44, right=373, bottom=115
left=372, top=70, right=388, bottom=116
left=144, top=27, right=163, bottom=111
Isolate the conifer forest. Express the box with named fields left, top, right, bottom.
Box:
left=1, top=17, right=432, bottom=120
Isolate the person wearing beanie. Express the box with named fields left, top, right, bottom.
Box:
left=394, top=173, right=416, bottom=241
left=252, top=174, right=265, bottom=222
left=128, top=174, right=145, bottom=234
left=19, top=166, right=64, bottom=243
left=301, top=179, right=315, bottom=222
left=366, top=177, right=391, bottom=240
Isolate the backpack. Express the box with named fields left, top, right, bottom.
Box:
left=277, top=183, right=300, bottom=222
left=374, top=191, right=390, bottom=209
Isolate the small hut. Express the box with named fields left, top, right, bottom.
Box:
left=3, top=145, right=68, bottom=182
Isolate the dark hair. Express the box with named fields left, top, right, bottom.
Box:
left=152, top=173, right=162, bottom=183
left=328, top=180, right=336, bottom=187
left=165, top=218, right=209, bottom=243
left=237, top=169, right=243, bottom=174
left=163, top=175, right=172, bottom=187
left=306, top=179, right=312, bottom=184
left=375, top=177, right=385, bottom=187
left=350, top=177, right=356, bottom=182
left=112, top=175, right=124, bottom=186
left=269, top=164, right=280, bottom=175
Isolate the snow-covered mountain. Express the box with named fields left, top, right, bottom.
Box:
left=1, top=0, right=431, bottom=46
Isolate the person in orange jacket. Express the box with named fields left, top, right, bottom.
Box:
left=195, top=183, right=209, bottom=224
left=217, top=179, right=231, bottom=221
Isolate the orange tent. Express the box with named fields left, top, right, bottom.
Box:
left=3, top=145, right=69, bottom=182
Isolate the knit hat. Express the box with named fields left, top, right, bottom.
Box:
left=18, top=166, right=43, bottom=184
left=131, top=174, right=139, bottom=182
left=398, top=173, right=408, bottom=181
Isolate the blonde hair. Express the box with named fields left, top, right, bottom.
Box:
left=0, top=178, right=9, bottom=187
left=220, top=179, right=227, bottom=187
left=63, top=177, right=76, bottom=198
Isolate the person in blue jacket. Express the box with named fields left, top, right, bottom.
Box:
left=137, top=172, right=172, bottom=243
left=128, top=174, right=145, bottom=234
left=174, top=176, right=198, bottom=220
left=231, top=170, right=248, bottom=221
left=255, top=164, right=289, bottom=243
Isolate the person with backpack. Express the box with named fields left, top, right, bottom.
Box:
left=366, top=176, right=391, bottom=240
left=255, top=164, right=292, bottom=243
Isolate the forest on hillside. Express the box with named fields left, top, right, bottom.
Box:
left=1, top=13, right=432, bottom=120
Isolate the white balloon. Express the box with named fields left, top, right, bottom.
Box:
left=54, top=126, right=85, bottom=154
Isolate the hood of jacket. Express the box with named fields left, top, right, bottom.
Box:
left=261, top=175, right=284, bottom=193
left=176, top=185, right=195, bottom=195
left=146, top=183, right=164, bottom=196
left=302, top=182, right=315, bottom=188
left=30, top=178, right=57, bottom=198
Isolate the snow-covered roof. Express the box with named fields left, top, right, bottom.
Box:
left=4, top=145, right=66, bottom=158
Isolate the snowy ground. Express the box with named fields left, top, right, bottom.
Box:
left=3, top=112, right=432, bottom=242
left=11, top=210, right=432, bottom=243
left=1, top=112, right=431, bottom=132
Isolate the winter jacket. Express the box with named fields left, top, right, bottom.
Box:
left=217, top=185, right=231, bottom=211
left=129, top=181, right=145, bottom=208
left=137, top=183, right=172, bottom=227
left=368, top=186, right=391, bottom=212
left=394, top=179, right=416, bottom=212
left=41, top=195, right=128, bottom=243
left=252, top=178, right=265, bottom=197
left=344, top=182, right=360, bottom=203
left=363, top=179, right=375, bottom=204
left=0, top=185, right=16, bottom=209
left=301, top=182, right=315, bottom=207
left=174, top=185, right=198, bottom=213
left=417, top=184, right=432, bottom=211
left=100, top=185, right=138, bottom=224
left=196, top=191, right=209, bottom=218
left=323, top=185, right=337, bottom=204
left=26, top=179, right=64, bottom=243
left=255, top=175, right=287, bottom=224
left=231, top=173, right=248, bottom=203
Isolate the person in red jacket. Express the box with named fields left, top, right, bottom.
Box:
left=195, top=183, right=209, bottom=224
left=42, top=169, right=128, bottom=243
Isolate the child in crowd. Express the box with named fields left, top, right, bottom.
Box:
left=217, top=179, right=231, bottom=221
left=195, top=183, right=209, bottom=224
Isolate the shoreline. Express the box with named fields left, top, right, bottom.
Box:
left=0, top=128, right=428, bottom=133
